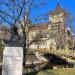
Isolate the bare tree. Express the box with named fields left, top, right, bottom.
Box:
left=0, top=0, right=46, bottom=69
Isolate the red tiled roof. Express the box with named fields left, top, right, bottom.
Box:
left=30, top=22, right=50, bottom=31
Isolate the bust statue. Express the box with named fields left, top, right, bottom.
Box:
left=3, top=25, right=23, bottom=47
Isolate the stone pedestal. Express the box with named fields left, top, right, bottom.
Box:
left=2, top=47, right=23, bottom=75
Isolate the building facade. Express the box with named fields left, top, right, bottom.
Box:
left=0, top=26, right=10, bottom=41
left=49, top=2, right=66, bottom=49
left=29, top=2, right=73, bottom=50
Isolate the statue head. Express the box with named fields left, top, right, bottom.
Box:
left=3, top=25, right=23, bottom=47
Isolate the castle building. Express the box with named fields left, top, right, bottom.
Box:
left=49, top=2, right=66, bottom=49
left=29, top=2, right=73, bottom=50
left=29, top=22, right=56, bottom=51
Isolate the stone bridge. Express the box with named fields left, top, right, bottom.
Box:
left=29, top=49, right=75, bottom=64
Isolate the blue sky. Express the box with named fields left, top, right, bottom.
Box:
left=30, top=0, right=75, bottom=34
left=31, top=0, right=75, bottom=20
left=0, top=0, right=75, bottom=34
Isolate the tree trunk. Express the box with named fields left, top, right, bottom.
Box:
left=23, top=32, right=27, bottom=67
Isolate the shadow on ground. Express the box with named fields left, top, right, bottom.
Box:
left=23, top=71, right=39, bottom=75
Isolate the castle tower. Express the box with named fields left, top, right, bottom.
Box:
left=49, top=2, right=66, bottom=49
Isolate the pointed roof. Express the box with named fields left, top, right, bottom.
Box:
left=55, top=2, right=61, bottom=14
left=50, top=2, right=64, bottom=15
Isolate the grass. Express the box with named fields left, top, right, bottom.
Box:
left=0, top=43, right=4, bottom=63
left=36, top=68, right=75, bottom=75
left=23, top=68, right=75, bottom=75
left=0, top=67, right=75, bottom=75
left=0, top=44, right=4, bottom=56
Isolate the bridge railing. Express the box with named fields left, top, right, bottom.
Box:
left=29, top=48, right=75, bottom=58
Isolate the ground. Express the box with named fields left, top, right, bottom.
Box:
left=0, top=68, right=75, bottom=75
left=36, top=68, right=75, bottom=75
left=23, top=68, right=75, bottom=75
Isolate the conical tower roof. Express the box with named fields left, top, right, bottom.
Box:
left=50, top=1, right=64, bottom=15
left=55, top=2, right=61, bottom=14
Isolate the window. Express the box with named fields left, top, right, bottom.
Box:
left=55, top=25, right=57, bottom=27
left=58, top=25, right=60, bottom=27
left=52, top=26, right=54, bottom=28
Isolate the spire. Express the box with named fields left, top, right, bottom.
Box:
left=55, top=1, right=61, bottom=14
